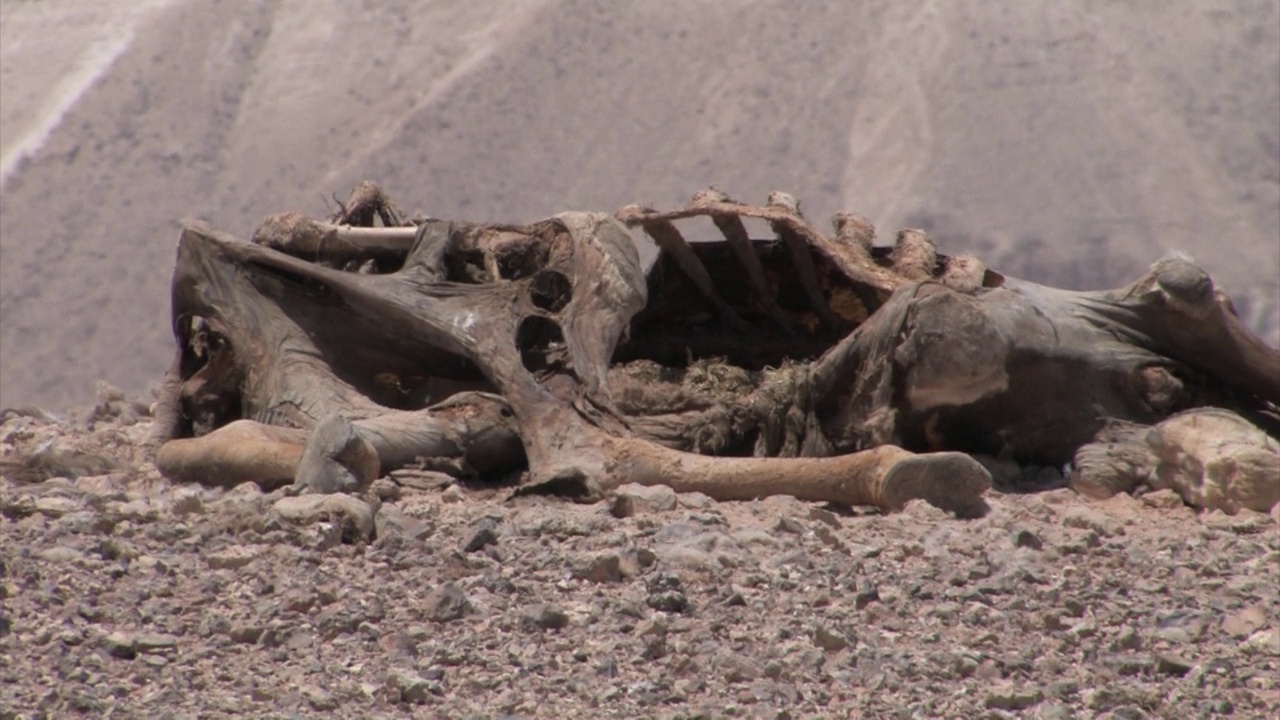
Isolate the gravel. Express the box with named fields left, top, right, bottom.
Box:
left=2, top=399, right=1278, bottom=718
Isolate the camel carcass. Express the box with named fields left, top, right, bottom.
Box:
left=150, top=184, right=1280, bottom=517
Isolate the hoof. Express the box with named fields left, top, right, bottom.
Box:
left=881, top=452, right=992, bottom=516
left=296, top=415, right=380, bottom=494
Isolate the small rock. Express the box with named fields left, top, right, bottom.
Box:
left=641, top=634, right=668, bottom=660
left=388, top=469, right=453, bottom=492
left=1045, top=680, right=1078, bottom=700
left=286, top=627, right=316, bottom=650
left=1203, top=510, right=1272, bottom=534
left=648, top=591, right=691, bottom=614
left=440, top=485, right=466, bottom=504
left=1154, top=626, right=1191, bottom=644
left=195, top=614, right=232, bottom=639
left=206, top=547, right=257, bottom=570
left=647, top=574, right=691, bottom=614
left=611, top=483, right=678, bottom=517
left=34, top=496, right=80, bottom=518
left=1100, top=653, right=1149, bottom=676
left=462, top=517, right=500, bottom=553
left=676, top=491, right=714, bottom=510
left=1042, top=612, right=1069, bottom=631
left=635, top=616, right=667, bottom=638
left=93, top=537, right=136, bottom=562
left=1223, top=605, right=1267, bottom=638
left=1156, top=610, right=1210, bottom=642
left=302, top=686, right=337, bottom=711
left=225, top=481, right=264, bottom=499
left=423, top=583, right=471, bottom=623
left=1139, top=489, right=1184, bottom=510
left=597, top=657, right=618, bottom=678
left=572, top=553, right=623, bottom=583
left=368, top=476, right=401, bottom=501
left=228, top=624, right=264, bottom=644
left=807, top=507, right=841, bottom=528
left=812, top=524, right=846, bottom=551
left=1060, top=597, right=1086, bottom=617
left=135, top=633, right=179, bottom=652
left=1070, top=615, right=1098, bottom=639
left=855, top=585, right=880, bottom=610
left=1062, top=506, right=1122, bottom=537
left=1154, top=653, right=1195, bottom=676
left=385, top=668, right=432, bottom=704
left=1013, top=529, right=1044, bottom=550
left=377, top=632, right=418, bottom=657
left=635, top=547, right=657, bottom=568
left=272, top=494, right=375, bottom=542
left=523, top=604, right=569, bottom=631
left=901, top=541, right=926, bottom=558
left=813, top=625, right=849, bottom=652
left=38, top=546, right=83, bottom=563
left=774, top=516, right=805, bottom=534
left=1242, top=628, right=1280, bottom=656
left=1036, top=703, right=1077, bottom=720
left=1205, top=699, right=1235, bottom=716
left=316, top=606, right=366, bottom=640
left=102, top=632, right=137, bottom=660
left=107, top=498, right=157, bottom=521
left=657, top=545, right=715, bottom=571
left=1111, top=626, right=1143, bottom=651
left=637, top=617, right=668, bottom=659
left=721, top=655, right=762, bottom=684
left=373, top=504, right=431, bottom=542
left=766, top=549, right=812, bottom=569
left=985, top=684, right=1044, bottom=710
left=170, top=490, right=204, bottom=516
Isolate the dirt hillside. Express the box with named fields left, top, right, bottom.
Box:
left=2, top=0, right=1278, bottom=408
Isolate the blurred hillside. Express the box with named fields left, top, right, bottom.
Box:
left=1, top=0, right=1277, bottom=408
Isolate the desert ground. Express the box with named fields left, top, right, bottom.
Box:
left=1, top=389, right=1278, bottom=719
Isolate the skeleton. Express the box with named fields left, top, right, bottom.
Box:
left=149, top=184, right=1280, bottom=518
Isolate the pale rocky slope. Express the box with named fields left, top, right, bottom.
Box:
left=2, top=0, right=1278, bottom=407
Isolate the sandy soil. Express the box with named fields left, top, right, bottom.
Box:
left=1, top=391, right=1278, bottom=719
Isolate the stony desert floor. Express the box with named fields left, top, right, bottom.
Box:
left=1, top=390, right=1278, bottom=719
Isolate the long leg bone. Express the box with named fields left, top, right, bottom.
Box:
left=157, top=393, right=523, bottom=492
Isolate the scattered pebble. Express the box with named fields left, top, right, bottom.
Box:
left=423, top=584, right=471, bottom=623
left=1, top=404, right=1276, bottom=717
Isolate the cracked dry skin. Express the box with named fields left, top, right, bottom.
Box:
left=3, top=398, right=1279, bottom=718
